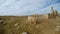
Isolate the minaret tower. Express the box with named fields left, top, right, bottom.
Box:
left=51, top=7, right=58, bottom=16
left=51, top=7, right=55, bottom=14
left=55, top=10, right=58, bottom=16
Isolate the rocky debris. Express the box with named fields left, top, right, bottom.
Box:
left=14, top=23, right=20, bottom=30
left=0, top=22, right=5, bottom=34
left=0, top=20, right=4, bottom=24
left=17, top=25, right=20, bottom=30
left=22, top=32, right=30, bottom=34
left=0, top=19, right=8, bottom=25
left=14, top=23, right=19, bottom=26
left=22, top=32, right=28, bottom=34
left=55, top=25, right=60, bottom=31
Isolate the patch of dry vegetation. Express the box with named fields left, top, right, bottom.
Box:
left=0, top=16, right=60, bottom=34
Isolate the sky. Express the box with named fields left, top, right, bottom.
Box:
left=0, top=0, right=60, bottom=16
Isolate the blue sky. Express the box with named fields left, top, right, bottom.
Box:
left=0, top=0, right=60, bottom=16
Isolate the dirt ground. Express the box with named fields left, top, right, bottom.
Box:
left=0, top=16, right=60, bottom=34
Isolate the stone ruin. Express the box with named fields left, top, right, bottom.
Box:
left=27, top=7, right=59, bottom=24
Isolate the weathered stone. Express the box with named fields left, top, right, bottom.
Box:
left=55, top=25, right=60, bottom=31
left=22, top=32, right=28, bottom=34
left=14, top=23, right=19, bottom=26
left=0, top=20, right=4, bottom=24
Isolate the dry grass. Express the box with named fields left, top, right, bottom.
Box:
left=0, top=16, right=60, bottom=34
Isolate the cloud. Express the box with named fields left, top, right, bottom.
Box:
left=0, top=0, right=60, bottom=16
left=37, top=3, right=60, bottom=14
left=0, top=0, right=6, bottom=4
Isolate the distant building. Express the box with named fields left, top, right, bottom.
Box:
left=27, top=7, right=58, bottom=23
left=28, top=14, right=36, bottom=24
left=44, top=7, right=58, bottom=19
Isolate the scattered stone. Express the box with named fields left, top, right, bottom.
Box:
left=22, top=32, right=28, bottom=34
left=14, top=23, right=20, bottom=30
left=17, top=25, right=20, bottom=30
left=14, top=23, right=19, bottom=26
left=55, top=25, right=60, bottom=31
left=0, top=20, right=4, bottom=24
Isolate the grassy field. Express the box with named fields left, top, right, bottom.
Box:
left=0, top=16, right=60, bottom=34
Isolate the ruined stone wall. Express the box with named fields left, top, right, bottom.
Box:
left=28, top=16, right=36, bottom=24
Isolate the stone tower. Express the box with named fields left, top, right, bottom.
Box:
left=51, top=7, right=58, bottom=16
left=51, top=7, right=54, bottom=14
left=54, top=10, right=58, bottom=16
left=51, top=7, right=55, bottom=15
left=48, top=7, right=58, bottom=19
